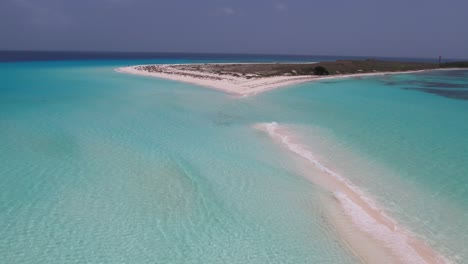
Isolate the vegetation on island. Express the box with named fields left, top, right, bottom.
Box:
left=138, top=59, right=468, bottom=79
left=311, top=59, right=440, bottom=75
left=440, top=61, right=468, bottom=68
left=313, top=66, right=330, bottom=75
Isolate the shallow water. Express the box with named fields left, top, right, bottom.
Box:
left=254, top=71, right=468, bottom=262
left=1, top=60, right=467, bottom=263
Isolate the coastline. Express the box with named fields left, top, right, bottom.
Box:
left=115, top=64, right=431, bottom=96
left=255, top=122, right=449, bottom=264
left=115, top=62, right=462, bottom=263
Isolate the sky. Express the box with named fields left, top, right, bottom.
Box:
left=1, top=0, right=467, bottom=59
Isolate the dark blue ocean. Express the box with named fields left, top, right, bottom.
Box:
left=0, top=50, right=448, bottom=63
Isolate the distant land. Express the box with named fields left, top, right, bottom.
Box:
left=135, top=59, right=468, bottom=76
left=117, top=59, right=468, bottom=96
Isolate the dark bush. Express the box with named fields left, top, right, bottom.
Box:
left=440, top=61, right=468, bottom=68
left=313, top=66, right=330, bottom=75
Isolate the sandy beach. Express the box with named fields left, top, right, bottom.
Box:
left=256, top=122, right=449, bottom=264
left=116, top=64, right=428, bottom=96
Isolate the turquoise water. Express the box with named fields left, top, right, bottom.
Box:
left=1, top=60, right=467, bottom=263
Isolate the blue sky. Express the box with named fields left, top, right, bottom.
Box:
left=1, top=0, right=467, bottom=58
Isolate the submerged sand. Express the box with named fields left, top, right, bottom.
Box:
left=116, top=64, right=428, bottom=96
left=255, top=122, right=449, bottom=264
left=117, top=63, right=452, bottom=262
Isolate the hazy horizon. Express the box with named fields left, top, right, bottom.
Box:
left=1, top=50, right=466, bottom=61
left=1, top=0, right=468, bottom=59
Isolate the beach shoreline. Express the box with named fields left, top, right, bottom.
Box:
left=255, top=122, right=450, bottom=264
left=115, top=64, right=432, bottom=96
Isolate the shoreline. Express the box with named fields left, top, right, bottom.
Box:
left=115, top=64, right=433, bottom=96
left=255, top=122, right=449, bottom=264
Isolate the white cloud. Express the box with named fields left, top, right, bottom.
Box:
left=274, top=3, right=287, bottom=12
left=217, top=7, right=236, bottom=16
left=101, top=0, right=134, bottom=4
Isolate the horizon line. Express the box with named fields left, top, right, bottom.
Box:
left=1, top=49, right=464, bottom=61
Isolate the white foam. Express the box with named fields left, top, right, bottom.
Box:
left=334, top=191, right=427, bottom=264
left=256, top=122, right=449, bottom=264
left=259, top=122, right=380, bottom=210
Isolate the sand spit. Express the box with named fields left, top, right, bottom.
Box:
left=116, top=64, right=318, bottom=96
left=255, top=122, right=450, bottom=264
left=116, top=64, right=428, bottom=96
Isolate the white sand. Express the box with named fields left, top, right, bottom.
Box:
left=255, top=122, right=450, bottom=264
left=115, top=64, right=429, bottom=96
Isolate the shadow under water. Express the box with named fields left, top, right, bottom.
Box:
left=403, top=88, right=468, bottom=100
left=379, top=70, right=468, bottom=101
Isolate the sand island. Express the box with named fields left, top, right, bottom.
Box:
left=117, top=59, right=467, bottom=96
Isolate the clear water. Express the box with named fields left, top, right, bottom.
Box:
left=1, top=59, right=467, bottom=263
left=255, top=71, right=468, bottom=261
